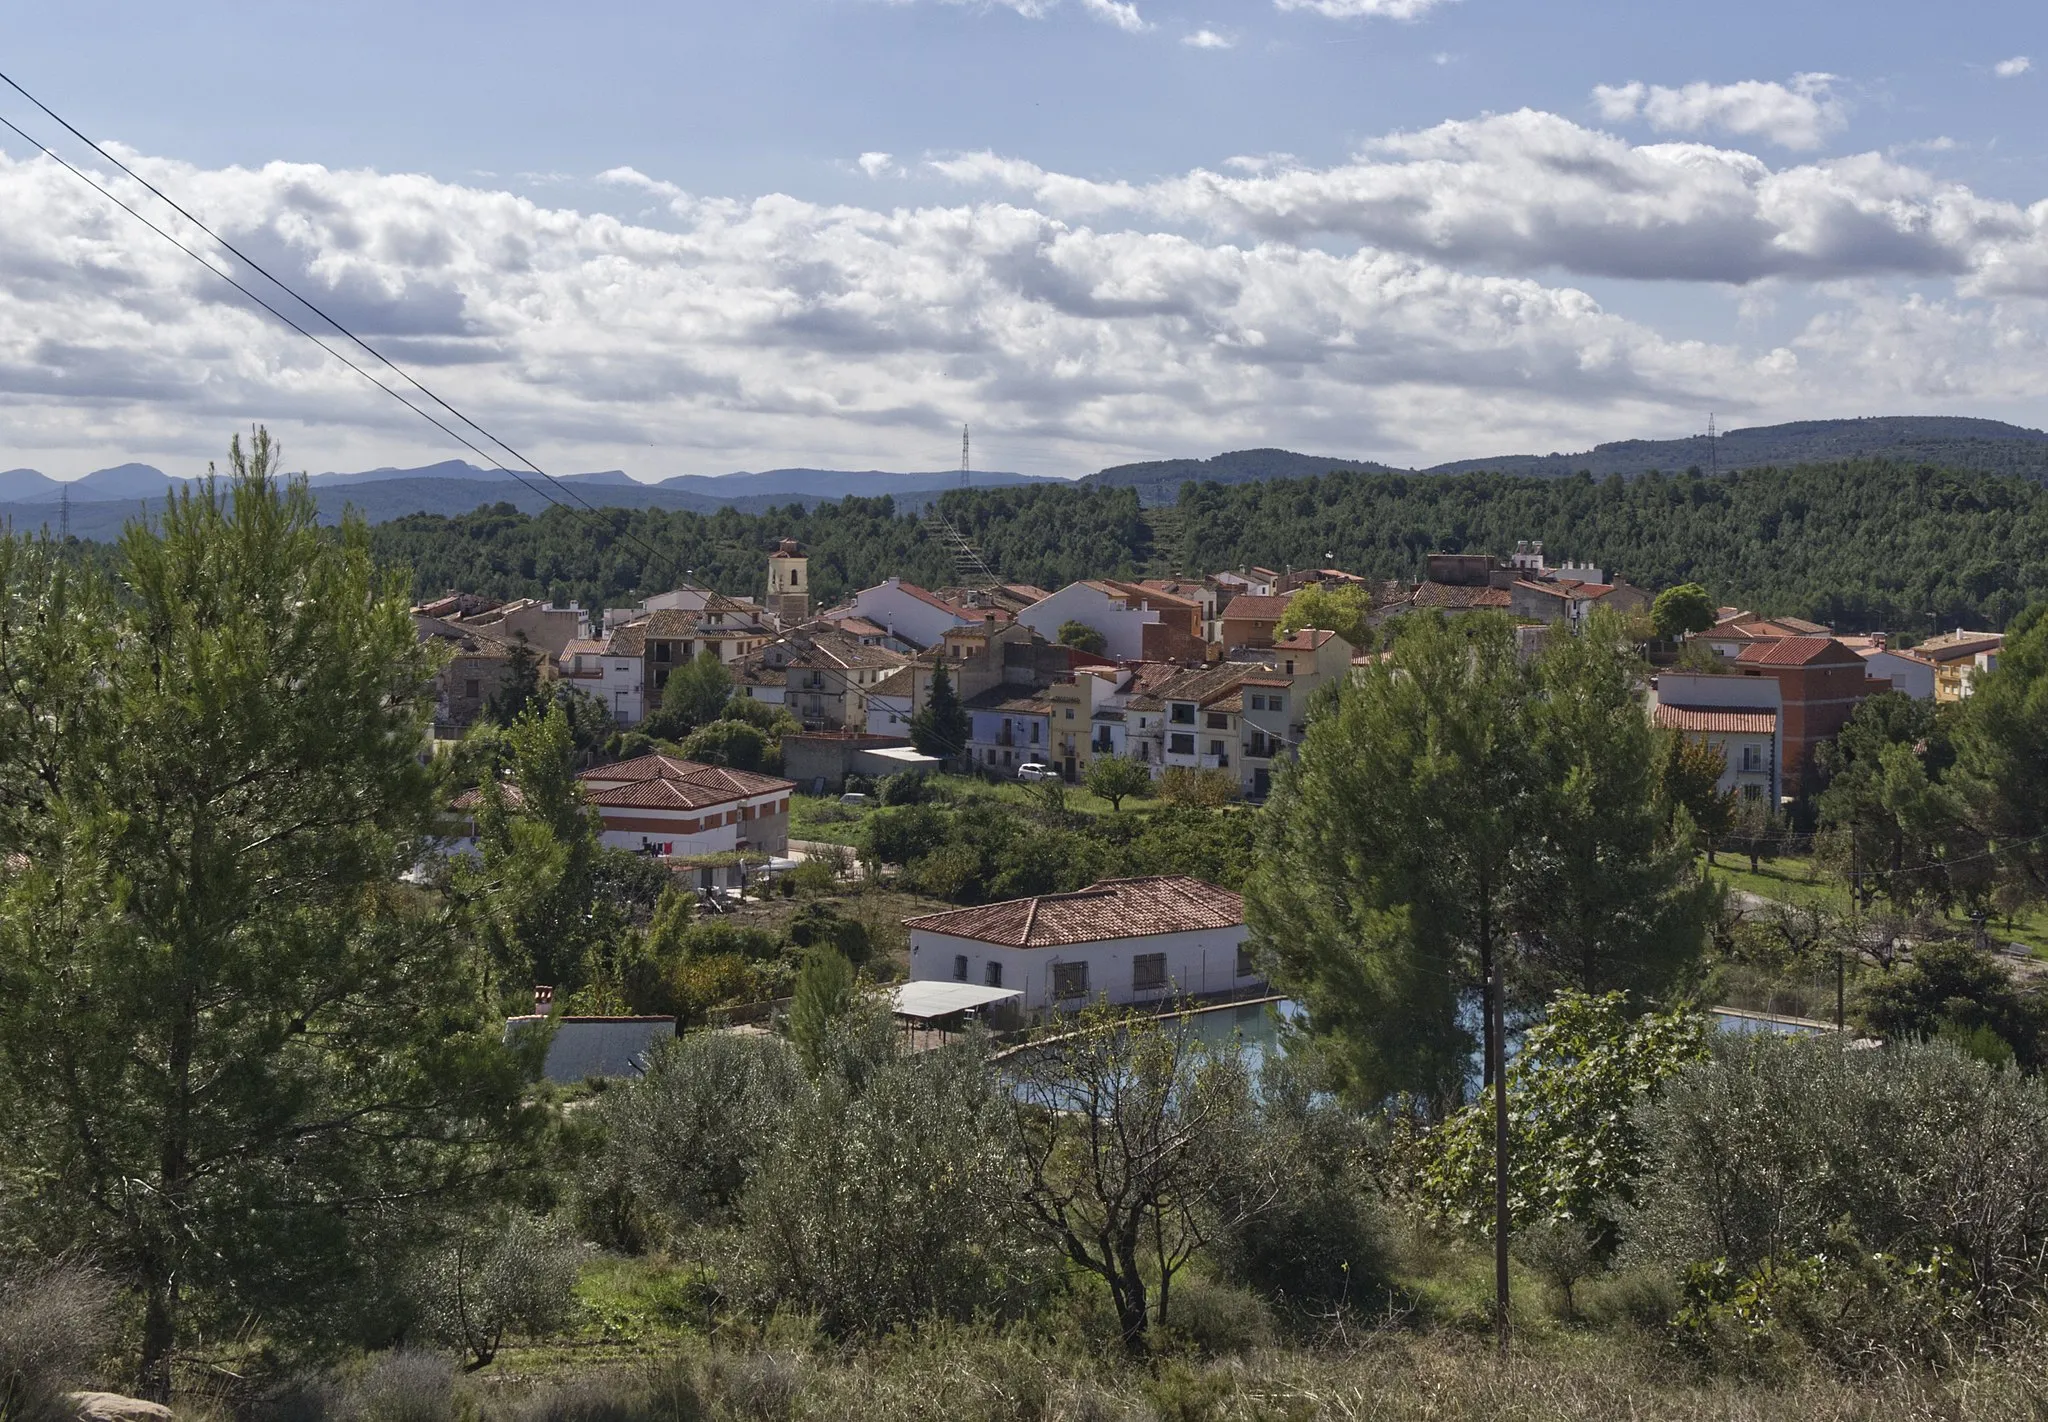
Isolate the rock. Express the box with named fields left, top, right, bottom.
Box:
left=68, top=1392, right=174, bottom=1422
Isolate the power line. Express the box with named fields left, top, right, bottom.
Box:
left=0, top=75, right=691, bottom=586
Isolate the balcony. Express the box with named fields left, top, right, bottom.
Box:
left=1200, top=753, right=1231, bottom=771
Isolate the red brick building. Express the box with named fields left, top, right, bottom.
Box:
left=1732, top=638, right=1889, bottom=797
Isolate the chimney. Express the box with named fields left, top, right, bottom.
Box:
left=534, top=984, right=555, bottom=1014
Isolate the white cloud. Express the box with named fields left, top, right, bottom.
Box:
left=1995, top=55, right=2033, bottom=78
left=0, top=125, right=2045, bottom=479
left=1273, top=0, right=1451, bottom=17
left=1593, top=74, right=1845, bottom=150
left=935, top=109, right=2048, bottom=292
left=1079, top=0, right=1150, bottom=29
left=857, top=152, right=897, bottom=178
left=1183, top=27, right=1234, bottom=48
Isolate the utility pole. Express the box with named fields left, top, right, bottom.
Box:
left=59, top=483, right=69, bottom=541
left=1491, top=941, right=1511, bottom=1357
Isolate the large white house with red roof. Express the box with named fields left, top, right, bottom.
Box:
left=904, top=876, right=1257, bottom=1011
left=576, top=754, right=795, bottom=858
left=848, top=577, right=978, bottom=649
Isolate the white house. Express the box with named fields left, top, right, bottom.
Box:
left=1651, top=671, right=1783, bottom=803
left=849, top=577, right=974, bottom=649
left=866, top=665, right=917, bottom=736
left=904, top=876, right=1257, bottom=1012
left=576, top=754, right=796, bottom=858
left=1016, top=581, right=1168, bottom=662
left=557, top=633, right=645, bottom=726
left=1859, top=647, right=1938, bottom=701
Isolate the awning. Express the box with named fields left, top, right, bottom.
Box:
left=889, top=980, right=1024, bottom=1021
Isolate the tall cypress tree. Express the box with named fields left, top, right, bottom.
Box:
left=911, top=660, right=971, bottom=766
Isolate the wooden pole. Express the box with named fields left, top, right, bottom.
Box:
left=1491, top=944, right=1511, bottom=1357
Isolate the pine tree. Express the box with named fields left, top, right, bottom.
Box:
left=0, top=432, right=536, bottom=1398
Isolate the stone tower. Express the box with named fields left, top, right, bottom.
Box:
left=767, top=537, right=810, bottom=625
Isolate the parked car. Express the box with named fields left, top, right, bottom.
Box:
left=839, top=791, right=871, bottom=806
left=1016, top=761, right=1058, bottom=782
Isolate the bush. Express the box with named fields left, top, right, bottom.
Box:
left=602, top=1032, right=805, bottom=1243
left=878, top=772, right=933, bottom=806
left=860, top=805, right=950, bottom=868
left=1578, top=1265, right=1683, bottom=1332
left=680, top=720, right=770, bottom=773
left=1158, top=1277, right=1275, bottom=1357
left=1624, top=1034, right=2048, bottom=1344
left=408, top=1213, right=587, bottom=1368
left=1157, top=766, right=1237, bottom=808
left=784, top=904, right=870, bottom=965
left=0, top=1259, right=113, bottom=1422
left=338, top=1351, right=465, bottom=1422
left=738, top=1041, right=1049, bottom=1336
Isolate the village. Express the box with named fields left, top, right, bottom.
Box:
left=409, top=534, right=2012, bottom=1076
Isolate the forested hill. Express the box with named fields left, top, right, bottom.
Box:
left=1085, top=418, right=2048, bottom=505
left=364, top=459, right=2048, bottom=636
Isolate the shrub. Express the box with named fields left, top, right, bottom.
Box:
left=1158, top=1277, right=1275, bottom=1357
left=1157, top=766, right=1237, bottom=808
left=408, top=1213, right=587, bottom=1368
left=602, top=1032, right=805, bottom=1242
left=680, top=720, right=770, bottom=773
left=338, top=1351, right=465, bottom=1422
left=1625, top=1034, right=2048, bottom=1344
left=860, top=805, right=950, bottom=868
left=784, top=904, right=870, bottom=965
left=738, top=1041, right=1048, bottom=1336
left=0, top=1259, right=113, bottom=1422
left=878, top=772, right=933, bottom=806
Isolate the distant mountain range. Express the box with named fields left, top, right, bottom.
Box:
left=1083, top=416, right=2048, bottom=503
left=9, top=416, right=2048, bottom=536
left=0, top=462, right=1055, bottom=540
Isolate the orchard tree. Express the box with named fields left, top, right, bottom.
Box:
left=1084, top=755, right=1155, bottom=811
left=0, top=432, right=538, bottom=1399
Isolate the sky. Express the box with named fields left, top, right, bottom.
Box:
left=2, top=0, right=2046, bottom=481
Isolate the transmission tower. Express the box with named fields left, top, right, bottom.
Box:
left=960, top=424, right=970, bottom=489
left=1707, top=412, right=1718, bottom=477
left=59, top=483, right=69, bottom=541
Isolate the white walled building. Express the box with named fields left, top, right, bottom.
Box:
left=1651, top=670, right=1784, bottom=803
left=849, top=577, right=975, bottom=649
left=576, top=754, right=795, bottom=858
left=557, top=635, right=645, bottom=726
left=1015, top=581, right=1168, bottom=662
left=1859, top=647, right=1938, bottom=701
left=904, top=876, right=1257, bottom=1012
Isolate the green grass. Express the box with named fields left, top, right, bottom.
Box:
left=1710, top=855, right=2048, bottom=957
left=788, top=773, right=1174, bottom=847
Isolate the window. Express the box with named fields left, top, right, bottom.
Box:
left=985, top=961, right=1003, bottom=988
left=792, top=569, right=801, bottom=586
left=1169, top=733, right=1196, bottom=755
left=1235, top=945, right=1256, bottom=978
left=1267, top=694, right=1285, bottom=714
left=1132, top=952, right=1168, bottom=992
left=1740, top=744, right=1765, bottom=773
left=1284, top=660, right=1295, bottom=675
left=1030, top=722, right=1040, bottom=744
left=464, top=679, right=480, bottom=699
left=1742, top=784, right=1764, bottom=801
left=953, top=954, right=969, bottom=982
left=1139, top=742, right=1150, bottom=762
left=1206, top=712, right=1229, bottom=729
left=1065, top=708, right=1075, bottom=719
left=1170, top=703, right=1196, bottom=725
left=1248, top=694, right=1265, bottom=711
left=1208, top=740, right=1224, bottom=756
left=1052, top=962, right=1090, bottom=999
left=656, top=644, right=671, bottom=662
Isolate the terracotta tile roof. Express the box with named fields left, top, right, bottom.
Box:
left=1273, top=628, right=1337, bottom=651
left=789, top=631, right=911, bottom=671
left=963, top=686, right=1056, bottom=715
left=870, top=666, right=917, bottom=699
left=1154, top=663, right=1257, bottom=708
left=1776, top=616, right=1832, bottom=636
left=872, top=579, right=970, bottom=618
left=1220, top=594, right=1293, bottom=621
left=1655, top=704, right=1778, bottom=735
left=1412, top=582, right=1512, bottom=610
left=577, top=754, right=794, bottom=807
left=606, top=622, right=647, bottom=656
left=903, top=875, right=1244, bottom=948
left=830, top=615, right=891, bottom=638
left=1736, top=637, right=1863, bottom=668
